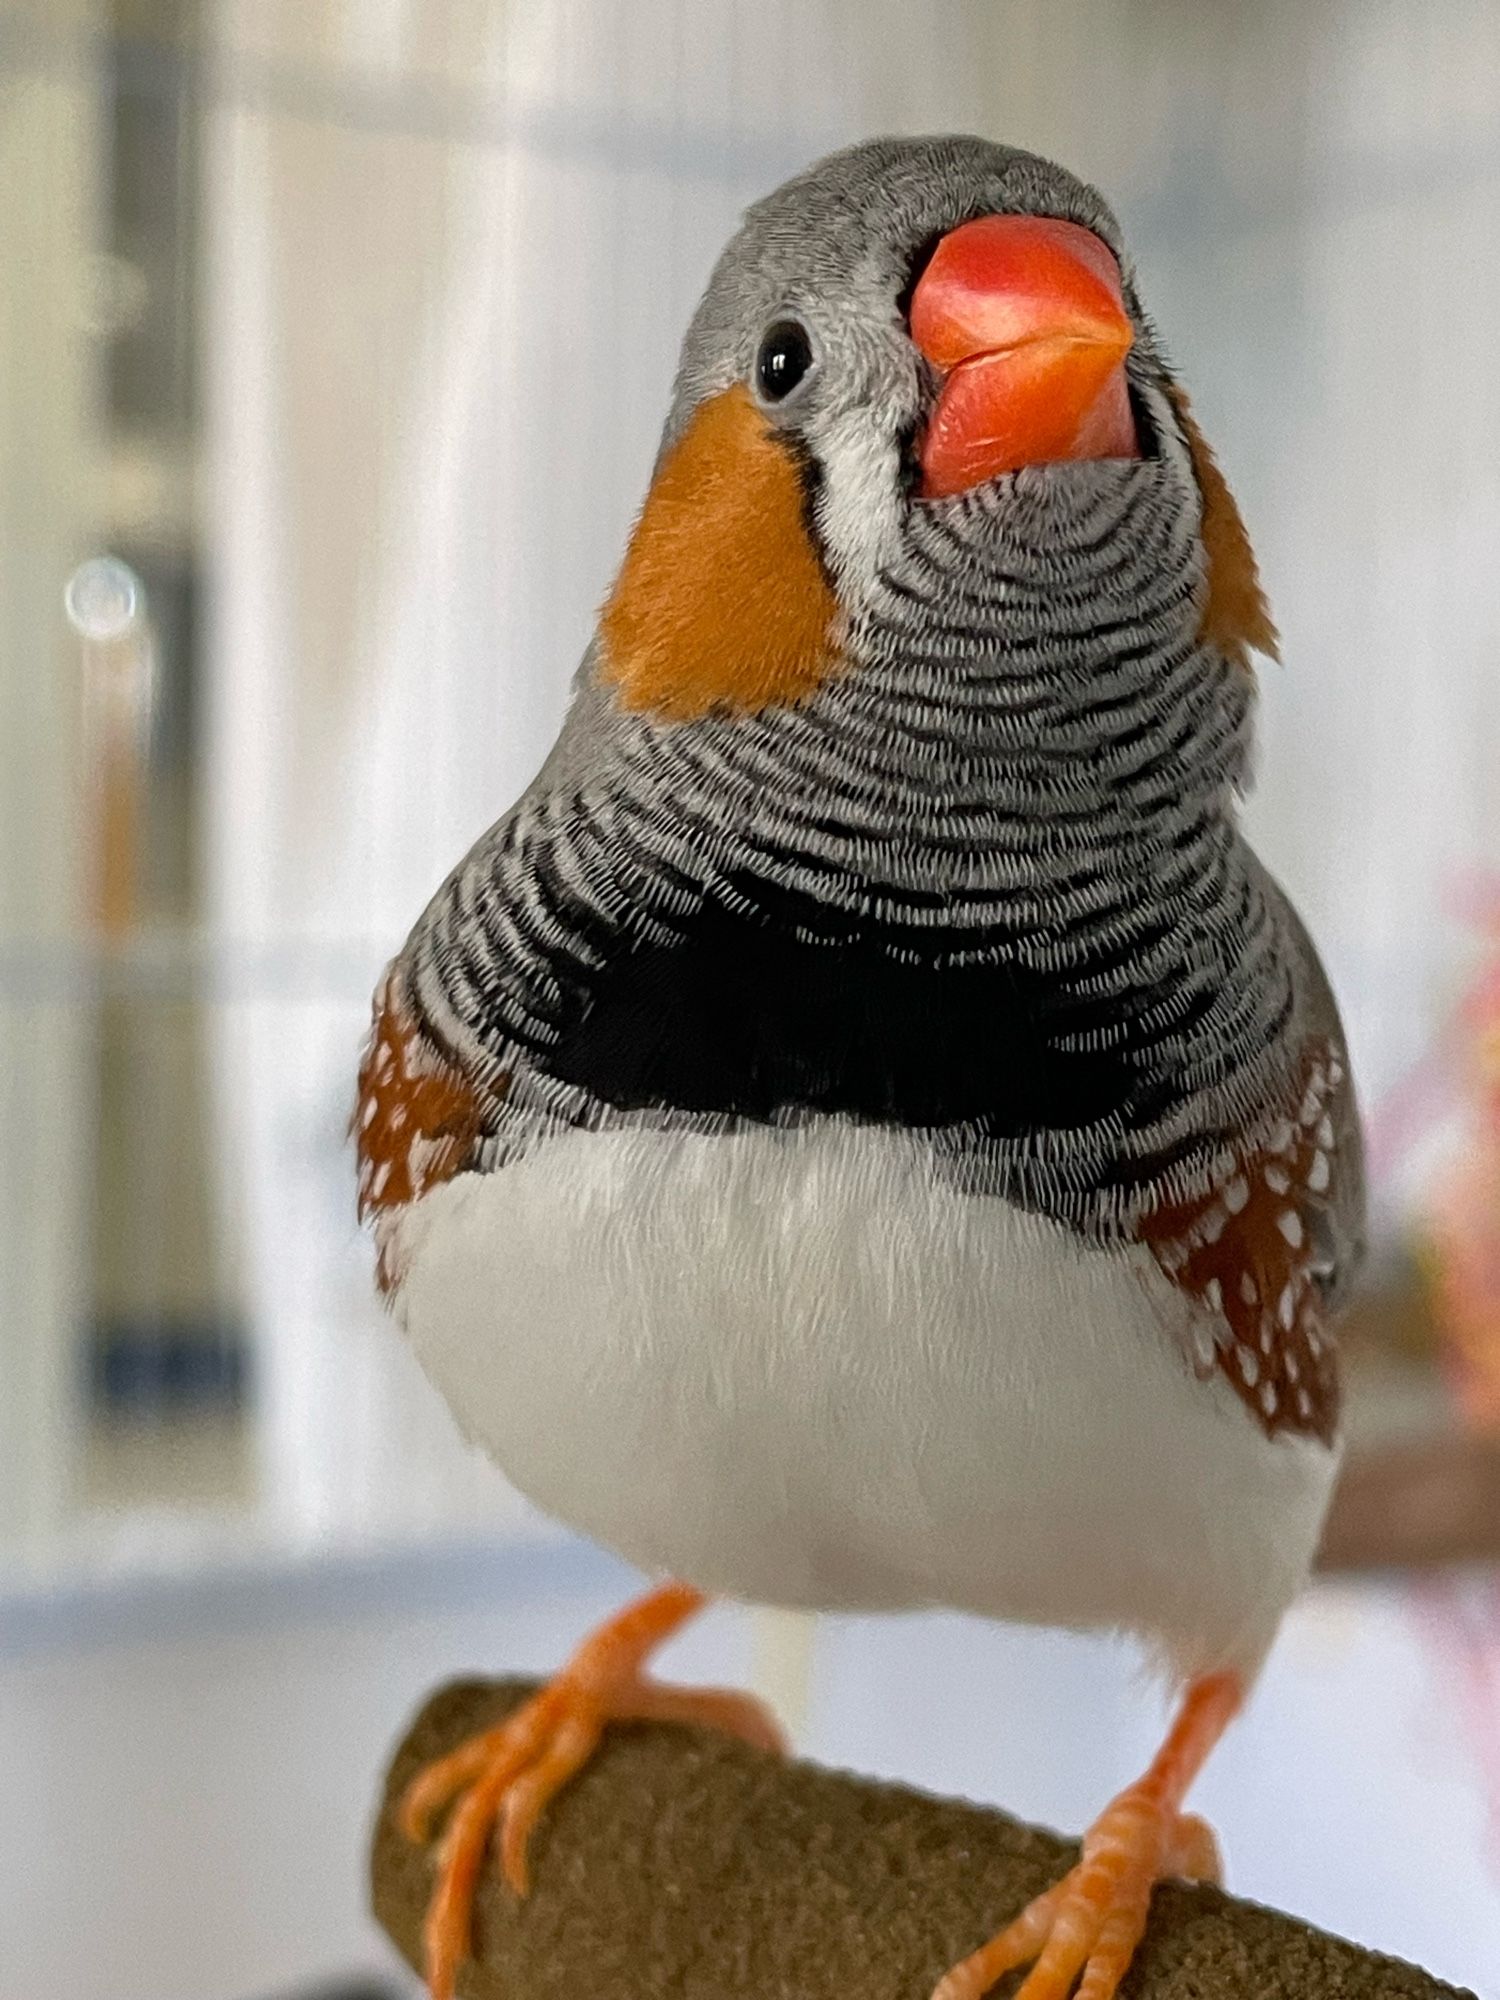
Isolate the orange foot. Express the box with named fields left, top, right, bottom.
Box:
left=933, top=1672, right=1242, bottom=2000
left=398, top=1582, right=787, bottom=2000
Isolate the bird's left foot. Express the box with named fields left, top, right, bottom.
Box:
left=932, top=1672, right=1241, bottom=2000
left=932, top=1799, right=1220, bottom=2000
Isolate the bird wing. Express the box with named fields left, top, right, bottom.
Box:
left=1135, top=866, right=1365, bottom=1445
left=354, top=967, right=502, bottom=1294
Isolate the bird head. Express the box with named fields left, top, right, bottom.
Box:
left=600, top=133, right=1275, bottom=775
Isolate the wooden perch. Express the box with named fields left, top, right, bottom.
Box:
left=372, top=1678, right=1470, bottom=2000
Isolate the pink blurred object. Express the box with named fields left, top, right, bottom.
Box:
left=1411, top=1572, right=1500, bottom=1887
left=1426, top=873, right=1500, bottom=1434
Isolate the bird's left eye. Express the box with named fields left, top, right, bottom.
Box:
left=754, top=318, right=815, bottom=404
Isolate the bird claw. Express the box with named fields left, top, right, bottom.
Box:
left=396, top=1583, right=785, bottom=2000
left=931, top=1793, right=1223, bottom=2000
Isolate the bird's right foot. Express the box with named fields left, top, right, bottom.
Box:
left=398, top=1581, right=786, bottom=2000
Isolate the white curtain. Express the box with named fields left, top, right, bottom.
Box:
left=0, top=1, right=102, bottom=1558
left=202, top=0, right=1500, bottom=1547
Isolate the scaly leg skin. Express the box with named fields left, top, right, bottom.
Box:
left=933, top=1672, right=1243, bottom=2000
left=398, top=1581, right=787, bottom=2000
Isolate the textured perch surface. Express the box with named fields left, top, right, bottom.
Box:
left=372, top=1678, right=1470, bottom=2000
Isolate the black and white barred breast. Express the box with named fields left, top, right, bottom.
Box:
left=399, top=455, right=1327, bottom=1238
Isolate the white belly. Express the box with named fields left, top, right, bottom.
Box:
left=392, top=1120, right=1337, bottom=1679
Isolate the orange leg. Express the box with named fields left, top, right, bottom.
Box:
left=399, top=1582, right=787, bottom=2000
left=933, top=1671, right=1242, bottom=2000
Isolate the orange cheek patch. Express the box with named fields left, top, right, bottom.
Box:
left=601, top=382, right=841, bottom=721
left=1170, top=386, right=1279, bottom=673
left=355, top=974, right=497, bottom=1293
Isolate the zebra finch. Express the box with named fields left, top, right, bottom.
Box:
left=356, top=134, right=1364, bottom=2000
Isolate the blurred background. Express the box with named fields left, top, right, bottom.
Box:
left=3, top=2, right=1500, bottom=1995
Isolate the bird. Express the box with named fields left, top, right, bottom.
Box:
left=355, top=134, right=1364, bottom=2000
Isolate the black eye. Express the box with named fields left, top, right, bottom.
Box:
left=755, top=319, right=814, bottom=403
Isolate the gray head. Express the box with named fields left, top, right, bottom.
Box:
left=599, top=134, right=1273, bottom=734
left=669, top=134, right=1167, bottom=541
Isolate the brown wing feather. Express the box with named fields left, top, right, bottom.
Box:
left=1139, top=1037, right=1355, bottom=1446
left=354, top=970, right=498, bottom=1293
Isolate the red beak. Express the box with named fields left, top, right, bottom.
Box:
left=909, top=214, right=1140, bottom=499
